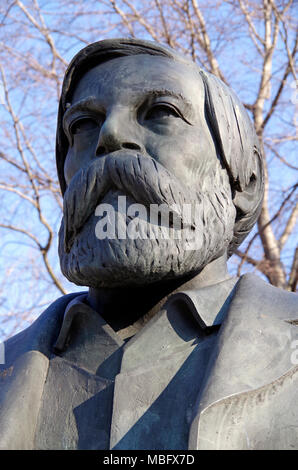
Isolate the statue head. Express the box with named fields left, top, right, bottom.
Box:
left=56, top=38, right=264, bottom=289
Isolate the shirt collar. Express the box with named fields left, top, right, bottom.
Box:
left=54, top=276, right=238, bottom=354
left=167, top=276, right=238, bottom=329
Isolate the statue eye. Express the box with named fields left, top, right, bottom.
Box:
left=145, top=104, right=180, bottom=121
left=70, top=117, right=98, bottom=135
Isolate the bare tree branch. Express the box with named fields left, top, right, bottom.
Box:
left=287, top=246, right=298, bottom=291
left=261, top=30, right=298, bottom=130
left=264, top=142, right=298, bottom=170
left=109, top=0, right=135, bottom=36
left=190, top=0, right=226, bottom=82
left=121, top=0, right=160, bottom=41
left=279, top=201, right=298, bottom=249
left=238, top=0, right=265, bottom=56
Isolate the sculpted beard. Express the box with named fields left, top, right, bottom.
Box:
left=58, top=152, right=236, bottom=288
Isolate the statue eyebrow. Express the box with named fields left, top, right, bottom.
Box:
left=143, top=89, right=194, bottom=116
left=63, top=90, right=195, bottom=124
left=145, top=89, right=190, bottom=102
left=63, top=97, right=104, bottom=122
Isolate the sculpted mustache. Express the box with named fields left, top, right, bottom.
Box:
left=63, top=152, right=196, bottom=253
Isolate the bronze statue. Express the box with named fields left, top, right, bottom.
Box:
left=0, top=39, right=297, bottom=450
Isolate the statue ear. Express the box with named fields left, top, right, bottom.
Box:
left=233, top=171, right=259, bottom=215
left=229, top=149, right=264, bottom=254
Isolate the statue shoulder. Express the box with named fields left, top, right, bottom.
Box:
left=238, top=273, right=297, bottom=321
left=1, top=292, right=86, bottom=368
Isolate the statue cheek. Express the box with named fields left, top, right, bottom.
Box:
left=64, top=131, right=99, bottom=184
left=73, top=129, right=99, bottom=155
left=64, top=147, right=77, bottom=185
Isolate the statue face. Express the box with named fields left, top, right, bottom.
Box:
left=63, top=55, right=218, bottom=189
left=59, top=55, right=236, bottom=288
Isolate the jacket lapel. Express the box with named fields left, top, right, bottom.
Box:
left=0, top=292, right=83, bottom=449
left=0, top=350, right=49, bottom=449
left=189, top=273, right=298, bottom=449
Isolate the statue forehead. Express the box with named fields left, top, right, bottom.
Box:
left=71, top=54, right=204, bottom=106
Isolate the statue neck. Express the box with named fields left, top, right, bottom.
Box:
left=86, top=254, right=232, bottom=336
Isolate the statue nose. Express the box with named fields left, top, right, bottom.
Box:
left=95, top=110, right=143, bottom=156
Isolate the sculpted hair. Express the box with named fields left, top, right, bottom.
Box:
left=56, top=38, right=264, bottom=255
left=198, top=70, right=264, bottom=254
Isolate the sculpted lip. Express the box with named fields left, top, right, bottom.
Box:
left=63, top=151, right=195, bottom=253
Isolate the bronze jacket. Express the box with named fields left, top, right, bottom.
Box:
left=0, top=273, right=297, bottom=450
